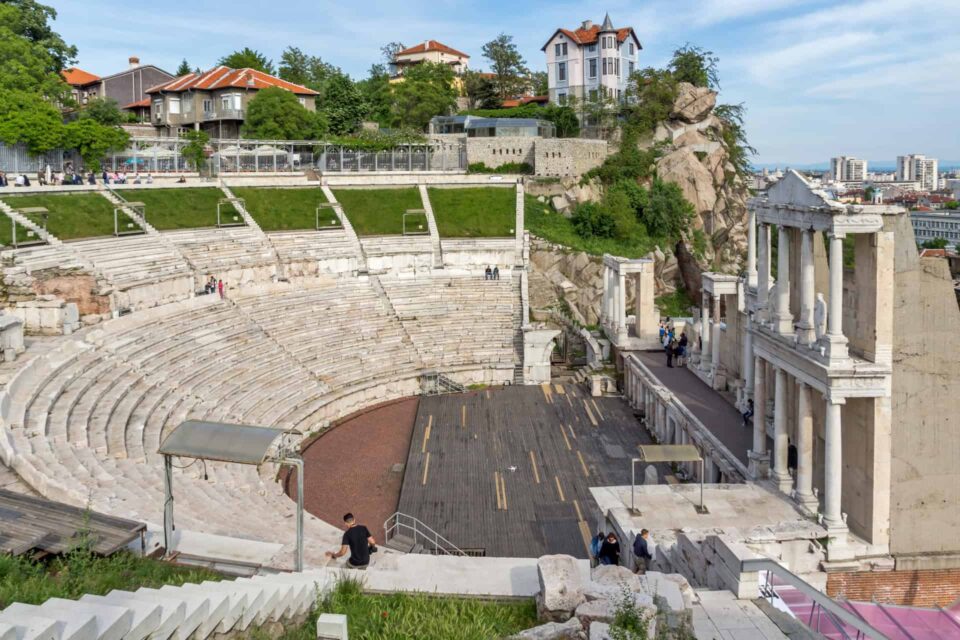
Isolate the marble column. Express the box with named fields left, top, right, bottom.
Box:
left=601, top=266, right=609, bottom=325
left=795, top=381, right=818, bottom=514
left=757, top=224, right=771, bottom=317
left=824, top=233, right=848, bottom=360
left=617, top=270, right=627, bottom=340
left=774, top=226, right=794, bottom=335
left=749, top=355, right=769, bottom=479
left=823, top=395, right=846, bottom=531
left=700, top=291, right=712, bottom=369
left=772, top=366, right=792, bottom=493
left=711, top=293, right=721, bottom=371
left=741, top=315, right=754, bottom=407
left=747, top=208, right=758, bottom=288
left=797, top=229, right=816, bottom=346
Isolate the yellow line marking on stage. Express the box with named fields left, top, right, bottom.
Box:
left=421, top=423, right=431, bottom=453
left=578, top=520, right=593, bottom=556
left=573, top=498, right=584, bottom=522
left=554, top=476, right=566, bottom=502
left=565, top=393, right=572, bottom=407
left=461, top=405, right=466, bottom=428
left=559, top=424, right=572, bottom=450
left=541, top=383, right=553, bottom=403
left=583, top=400, right=599, bottom=427
left=591, top=398, right=604, bottom=421
left=494, top=472, right=501, bottom=510
left=576, top=451, right=590, bottom=477
left=500, top=473, right=508, bottom=510
left=529, top=450, right=541, bottom=484
left=421, top=452, right=431, bottom=485
left=567, top=423, right=577, bottom=440
left=554, top=384, right=565, bottom=394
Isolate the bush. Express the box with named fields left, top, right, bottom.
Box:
left=467, top=161, right=533, bottom=175
left=572, top=201, right=616, bottom=239
left=642, top=178, right=696, bottom=239
left=608, top=587, right=654, bottom=640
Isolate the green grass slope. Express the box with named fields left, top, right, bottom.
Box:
left=428, top=187, right=516, bottom=238
left=232, top=187, right=339, bottom=232
left=121, top=188, right=239, bottom=230
left=332, top=187, right=422, bottom=236
left=2, top=193, right=137, bottom=240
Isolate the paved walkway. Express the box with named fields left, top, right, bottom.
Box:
left=636, top=351, right=768, bottom=467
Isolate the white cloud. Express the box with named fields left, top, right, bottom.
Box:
left=742, top=31, right=875, bottom=84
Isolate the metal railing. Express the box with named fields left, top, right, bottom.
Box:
left=383, top=512, right=466, bottom=556
left=420, top=371, right=466, bottom=395
left=744, top=558, right=890, bottom=640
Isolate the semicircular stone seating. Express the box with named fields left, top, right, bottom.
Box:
left=1, top=273, right=521, bottom=569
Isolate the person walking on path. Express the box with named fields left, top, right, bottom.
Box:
left=633, top=529, right=653, bottom=574
left=742, top=398, right=754, bottom=427
left=590, top=530, right=605, bottom=567
left=325, top=512, right=377, bottom=569
left=666, top=337, right=678, bottom=368
left=217, top=279, right=224, bottom=299
left=598, top=532, right=621, bottom=566
left=493, top=266, right=500, bottom=280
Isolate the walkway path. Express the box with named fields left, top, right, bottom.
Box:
left=636, top=352, right=767, bottom=467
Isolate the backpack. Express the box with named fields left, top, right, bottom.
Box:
left=590, top=534, right=602, bottom=558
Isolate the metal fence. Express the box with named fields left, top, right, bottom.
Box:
left=0, top=138, right=468, bottom=175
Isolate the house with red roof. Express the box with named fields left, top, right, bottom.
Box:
left=61, top=57, right=174, bottom=120
left=146, top=66, right=319, bottom=138
left=541, top=13, right=641, bottom=106
left=391, top=40, right=470, bottom=79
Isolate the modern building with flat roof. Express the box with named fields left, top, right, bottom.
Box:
left=429, top=115, right=555, bottom=138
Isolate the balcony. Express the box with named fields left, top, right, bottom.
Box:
left=202, top=109, right=244, bottom=122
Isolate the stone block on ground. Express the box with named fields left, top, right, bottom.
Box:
left=537, top=554, right=586, bottom=622
left=509, top=617, right=583, bottom=640
left=589, top=621, right=611, bottom=640
left=591, top=565, right=643, bottom=592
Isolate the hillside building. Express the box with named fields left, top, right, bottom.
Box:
left=829, top=156, right=867, bottom=182
left=896, top=154, right=938, bottom=191
left=390, top=40, right=470, bottom=79
left=541, top=13, right=641, bottom=106
left=61, top=56, right=174, bottom=119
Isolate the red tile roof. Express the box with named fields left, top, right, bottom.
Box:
left=919, top=248, right=947, bottom=258
left=147, top=66, right=318, bottom=96
left=122, top=98, right=151, bottom=109
left=542, top=25, right=640, bottom=50
left=502, top=95, right=550, bottom=108
left=61, top=67, right=100, bottom=86
left=396, top=40, right=470, bottom=59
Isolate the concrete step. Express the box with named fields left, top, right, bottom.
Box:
left=0, top=605, right=97, bottom=640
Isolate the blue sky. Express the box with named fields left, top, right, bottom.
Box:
left=47, top=0, right=959, bottom=165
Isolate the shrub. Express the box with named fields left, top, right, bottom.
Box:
left=572, top=202, right=616, bottom=239
left=467, top=161, right=533, bottom=175
left=608, top=587, right=654, bottom=640
left=643, top=178, right=696, bottom=239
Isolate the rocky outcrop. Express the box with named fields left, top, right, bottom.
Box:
left=508, top=617, right=584, bottom=640
left=536, top=554, right=586, bottom=622
left=672, top=82, right=717, bottom=123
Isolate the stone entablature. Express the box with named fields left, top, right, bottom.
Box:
left=600, top=254, right=658, bottom=350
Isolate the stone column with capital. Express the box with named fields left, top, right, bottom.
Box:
left=797, top=229, right=817, bottom=345
left=749, top=355, right=769, bottom=479
left=617, top=270, right=628, bottom=341
left=823, top=233, right=849, bottom=361
left=757, top=223, right=771, bottom=319
left=795, top=381, right=818, bottom=514
left=772, top=366, right=793, bottom=493
left=823, top=395, right=847, bottom=533
left=741, top=315, right=754, bottom=408
left=774, top=226, right=794, bottom=335
left=700, top=291, right=712, bottom=370
left=600, top=266, right=609, bottom=327
left=747, top=208, right=758, bottom=288
left=711, top=293, right=722, bottom=374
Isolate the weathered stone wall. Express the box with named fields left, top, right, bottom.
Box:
left=889, top=215, right=960, bottom=563
left=465, top=137, right=536, bottom=170
left=828, top=568, right=960, bottom=607
left=533, top=139, right=608, bottom=178
left=32, top=272, right=111, bottom=317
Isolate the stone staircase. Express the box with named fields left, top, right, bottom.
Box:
left=0, top=198, right=62, bottom=247
left=514, top=182, right=525, bottom=268
left=320, top=185, right=367, bottom=273
left=417, top=184, right=443, bottom=269
left=98, top=188, right=155, bottom=235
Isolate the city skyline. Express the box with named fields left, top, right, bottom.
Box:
left=46, top=0, right=960, bottom=165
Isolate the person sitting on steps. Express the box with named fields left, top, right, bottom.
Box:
left=326, top=512, right=377, bottom=569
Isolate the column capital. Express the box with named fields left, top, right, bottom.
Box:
left=828, top=230, right=847, bottom=241
left=826, top=394, right=846, bottom=406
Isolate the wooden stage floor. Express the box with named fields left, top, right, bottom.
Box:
left=396, top=384, right=658, bottom=559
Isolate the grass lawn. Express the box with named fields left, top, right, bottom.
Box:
left=333, top=187, right=422, bottom=236
left=0, top=210, right=39, bottom=246
left=525, top=195, right=663, bottom=259
left=0, top=550, right=221, bottom=609
left=2, top=193, right=138, bottom=240
left=232, top=187, right=339, bottom=232
left=121, top=188, right=240, bottom=230
left=428, top=187, right=516, bottom=238
left=278, top=577, right=537, bottom=640
left=656, top=287, right=697, bottom=317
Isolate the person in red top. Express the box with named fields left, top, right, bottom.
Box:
left=217, top=279, right=224, bottom=299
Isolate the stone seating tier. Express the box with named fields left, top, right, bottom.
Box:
left=67, top=237, right=192, bottom=290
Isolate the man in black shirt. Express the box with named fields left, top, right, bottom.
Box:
left=326, top=513, right=376, bottom=569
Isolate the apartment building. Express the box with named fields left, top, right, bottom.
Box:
left=897, top=154, right=939, bottom=191
left=829, top=156, right=867, bottom=182
left=62, top=56, right=174, bottom=116
left=146, top=66, right=318, bottom=138
left=541, top=13, right=641, bottom=105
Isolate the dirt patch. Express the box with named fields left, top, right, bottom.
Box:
left=33, top=272, right=110, bottom=316
left=285, top=397, right=419, bottom=540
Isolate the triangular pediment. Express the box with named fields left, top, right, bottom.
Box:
left=766, top=170, right=839, bottom=208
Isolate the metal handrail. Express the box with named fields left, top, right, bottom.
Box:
left=383, top=511, right=466, bottom=556
left=743, top=558, right=890, bottom=639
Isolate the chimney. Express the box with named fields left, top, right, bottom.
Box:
left=128, top=56, right=140, bottom=69
left=581, top=20, right=593, bottom=30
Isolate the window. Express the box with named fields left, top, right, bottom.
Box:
left=616, top=58, right=620, bottom=76
left=182, top=94, right=193, bottom=112
left=558, top=62, right=566, bottom=82
left=629, top=61, right=635, bottom=76
left=555, top=43, right=561, bottom=56
left=202, top=98, right=213, bottom=113
left=168, top=97, right=181, bottom=114
left=629, top=43, right=635, bottom=55
left=589, top=58, right=597, bottom=78
left=587, top=44, right=596, bottom=53
left=562, top=42, right=568, bottom=56
left=558, top=92, right=567, bottom=105
left=602, top=58, right=607, bottom=75
left=298, top=96, right=306, bottom=106
left=220, top=93, right=241, bottom=111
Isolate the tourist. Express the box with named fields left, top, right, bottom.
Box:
left=666, top=336, right=678, bottom=368
left=742, top=398, right=754, bottom=427
left=217, top=279, right=224, bottom=299
left=493, top=266, right=500, bottom=280
left=632, top=529, right=653, bottom=574
left=678, top=332, right=689, bottom=365
left=37, top=170, right=46, bottom=186
left=590, top=530, right=605, bottom=567
left=658, top=321, right=666, bottom=341
left=598, top=532, right=621, bottom=566
left=0, top=171, right=6, bottom=187
left=146, top=173, right=154, bottom=184
left=176, top=175, right=186, bottom=184
left=325, top=512, right=377, bottom=570
left=484, top=266, right=492, bottom=280
left=87, top=172, right=96, bottom=185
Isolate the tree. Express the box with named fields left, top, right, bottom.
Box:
left=79, top=97, right=124, bottom=126
left=462, top=70, right=500, bottom=109
left=580, top=89, right=618, bottom=138
left=0, top=0, right=74, bottom=101
left=180, top=129, right=209, bottom=171
left=391, top=62, right=456, bottom=130
left=864, top=185, right=876, bottom=202
left=175, top=59, right=192, bottom=76
left=318, top=72, right=366, bottom=135
left=357, top=64, right=393, bottom=126
left=541, top=104, right=580, bottom=138
left=380, top=41, right=406, bottom=65
left=481, top=33, right=529, bottom=99
left=944, top=200, right=959, bottom=210
left=0, top=89, right=64, bottom=154
left=0, top=0, right=76, bottom=71
left=242, top=87, right=326, bottom=140
left=921, top=238, right=948, bottom=249
left=62, top=118, right=129, bottom=171
left=641, top=178, right=695, bottom=238
left=278, top=47, right=340, bottom=103
left=668, top=44, right=719, bottom=89
left=218, top=47, right=274, bottom=74
left=529, top=71, right=548, bottom=96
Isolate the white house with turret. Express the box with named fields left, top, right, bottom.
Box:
left=541, top=13, right=641, bottom=106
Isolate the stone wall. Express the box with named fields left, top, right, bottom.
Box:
left=889, top=215, right=960, bottom=564
left=827, top=568, right=960, bottom=607
left=465, top=137, right=536, bottom=171
left=533, top=139, right=608, bottom=178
